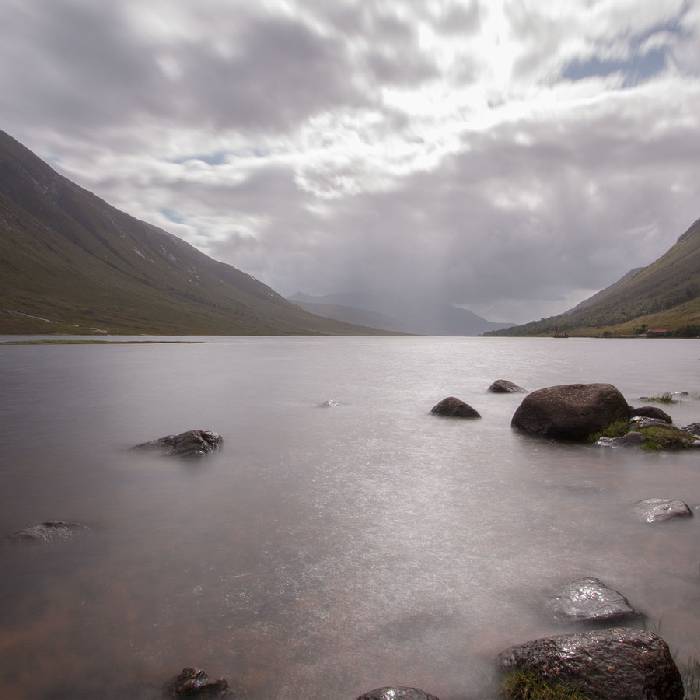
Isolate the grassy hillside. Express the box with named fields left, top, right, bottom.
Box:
left=0, top=131, right=391, bottom=335
left=490, top=219, right=700, bottom=337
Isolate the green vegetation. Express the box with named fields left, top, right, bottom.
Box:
left=588, top=419, right=631, bottom=443
left=488, top=219, right=700, bottom=337
left=640, top=425, right=696, bottom=451
left=501, top=671, right=589, bottom=699
left=0, top=130, right=394, bottom=336
left=644, top=393, right=677, bottom=404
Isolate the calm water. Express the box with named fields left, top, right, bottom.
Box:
left=0, top=337, right=698, bottom=699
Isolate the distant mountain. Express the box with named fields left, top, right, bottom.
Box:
left=0, top=130, right=390, bottom=335
left=290, top=292, right=511, bottom=336
left=490, top=219, right=700, bottom=336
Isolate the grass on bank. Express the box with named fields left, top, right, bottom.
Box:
left=588, top=419, right=631, bottom=443
left=501, top=671, right=589, bottom=699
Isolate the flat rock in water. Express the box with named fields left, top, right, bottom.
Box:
left=488, top=379, right=526, bottom=393
left=630, top=416, right=670, bottom=430
left=9, top=520, right=88, bottom=543
left=629, top=406, right=672, bottom=423
left=595, top=431, right=643, bottom=448
left=134, top=429, right=223, bottom=457
left=683, top=422, right=700, bottom=436
left=511, top=383, right=630, bottom=441
left=165, top=668, right=230, bottom=697
left=498, top=628, right=684, bottom=700
left=430, top=396, right=480, bottom=418
left=635, top=498, right=693, bottom=523
left=357, top=688, right=439, bottom=700
left=548, top=577, right=637, bottom=623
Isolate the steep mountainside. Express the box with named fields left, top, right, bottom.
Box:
left=0, top=131, right=389, bottom=335
left=290, top=292, right=511, bottom=336
left=491, top=219, right=700, bottom=336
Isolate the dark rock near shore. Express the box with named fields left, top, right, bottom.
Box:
left=357, top=688, right=439, bottom=700
left=635, top=498, right=693, bottom=523
left=595, top=431, right=643, bottom=448
left=488, top=379, right=526, bottom=393
left=430, top=397, right=480, bottom=418
left=498, top=628, right=684, bottom=700
left=511, top=383, right=630, bottom=441
left=683, top=422, right=700, bottom=436
left=134, top=430, right=223, bottom=457
left=165, top=668, right=230, bottom=697
left=548, top=577, right=637, bottom=623
left=629, top=406, right=672, bottom=423
left=9, top=520, right=88, bottom=543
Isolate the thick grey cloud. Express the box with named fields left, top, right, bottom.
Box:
left=2, top=0, right=699, bottom=322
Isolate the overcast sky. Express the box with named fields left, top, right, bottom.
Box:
left=2, top=0, right=699, bottom=322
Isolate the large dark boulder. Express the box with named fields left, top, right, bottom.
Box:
left=134, top=430, right=223, bottom=457
left=511, top=384, right=630, bottom=441
left=498, top=628, right=684, bottom=700
left=357, top=688, right=439, bottom=700
left=635, top=498, right=693, bottom=523
left=547, top=577, right=637, bottom=623
left=165, top=668, right=230, bottom=697
left=488, top=379, right=526, bottom=393
left=9, top=520, right=88, bottom=543
left=430, top=397, right=480, bottom=418
left=630, top=406, right=672, bottom=423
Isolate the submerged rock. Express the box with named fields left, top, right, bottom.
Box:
left=595, top=431, right=643, bottom=448
left=635, top=498, right=693, bottom=523
left=498, top=628, right=684, bottom=700
left=9, top=520, right=88, bottom=543
left=430, top=396, right=480, bottom=418
left=547, top=577, right=637, bottom=623
left=630, top=416, right=671, bottom=430
left=629, top=406, right=672, bottom=423
left=134, top=430, right=223, bottom=457
left=318, top=399, right=340, bottom=408
left=488, top=379, right=526, bottom=393
left=511, top=383, right=630, bottom=441
left=165, top=668, right=230, bottom=697
left=357, top=688, right=439, bottom=700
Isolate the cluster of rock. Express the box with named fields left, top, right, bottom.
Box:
left=166, top=668, right=230, bottom=697
left=133, top=429, right=223, bottom=457
left=9, top=520, right=88, bottom=543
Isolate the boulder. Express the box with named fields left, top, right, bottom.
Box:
left=635, top=498, right=693, bottom=523
left=488, top=379, right=526, bottom=393
left=165, top=668, right=229, bottom=697
left=595, top=431, right=643, bottom=448
left=9, top=520, right=88, bottom=543
left=357, top=689, right=439, bottom=700
left=547, top=577, right=637, bottom=623
left=511, top=384, right=630, bottom=441
left=134, top=430, right=223, bottom=457
left=629, top=406, right=672, bottom=423
left=430, top=397, right=480, bottom=419
left=498, top=628, right=684, bottom=700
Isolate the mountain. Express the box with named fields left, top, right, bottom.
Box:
left=0, top=131, right=392, bottom=335
left=490, top=219, right=700, bottom=336
left=290, top=292, right=511, bottom=336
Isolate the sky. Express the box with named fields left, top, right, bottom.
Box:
left=2, top=0, right=700, bottom=323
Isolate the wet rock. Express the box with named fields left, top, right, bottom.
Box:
left=635, top=498, right=693, bottom=523
left=430, top=396, right=480, bottom=418
left=547, top=577, right=637, bottom=623
left=134, top=430, right=223, bottom=457
left=498, top=628, right=684, bottom=700
left=511, top=383, right=630, bottom=441
left=165, top=668, right=229, bottom=697
left=488, top=379, right=526, bottom=393
left=319, top=399, right=340, bottom=408
left=629, top=406, right=672, bottom=423
left=639, top=424, right=698, bottom=450
left=595, top=431, right=643, bottom=448
left=9, top=520, right=88, bottom=543
left=630, top=416, right=670, bottom=430
left=683, top=422, right=700, bottom=436
left=357, top=688, right=439, bottom=700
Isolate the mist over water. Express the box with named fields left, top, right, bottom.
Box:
left=0, top=337, right=698, bottom=699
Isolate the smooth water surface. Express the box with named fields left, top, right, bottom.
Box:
left=0, top=337, right=698, bottom=699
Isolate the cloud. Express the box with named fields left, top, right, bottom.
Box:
left=1, top=0, right=699, bottom=322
